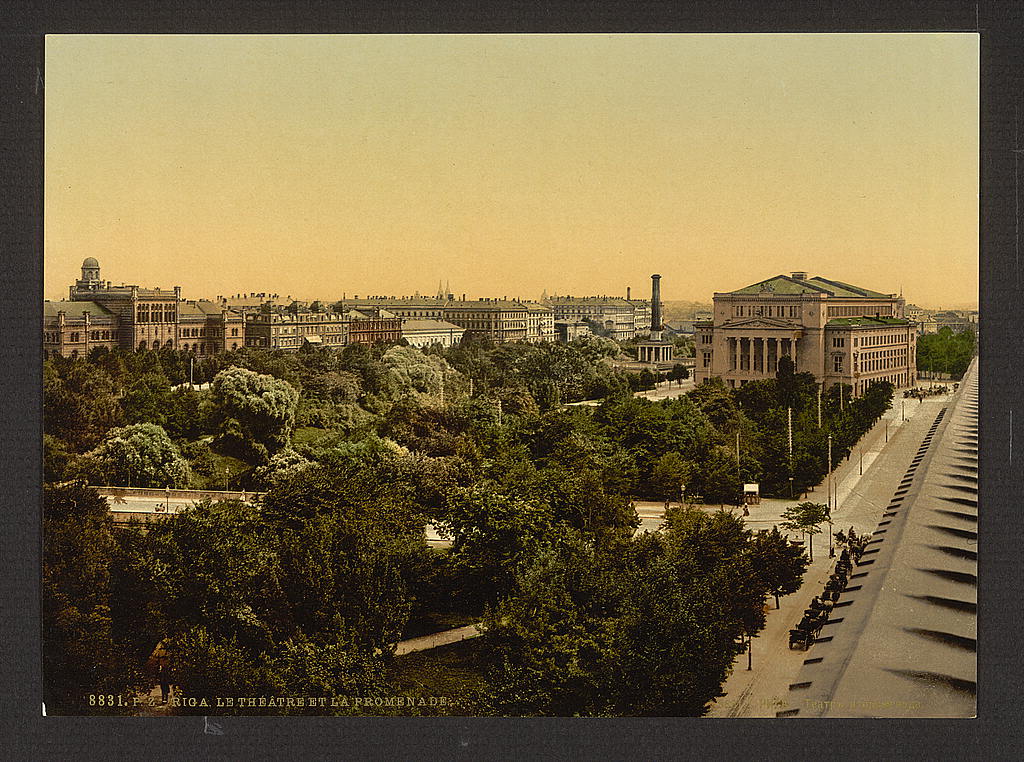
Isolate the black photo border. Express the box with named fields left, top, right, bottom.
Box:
left=2, top=2, right=1020, bottom=758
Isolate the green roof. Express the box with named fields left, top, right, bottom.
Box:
left=807, top=277, right=890, bottom=298
left=826, top=316, right=910, bottom=327
left=729, top=274, right=892, bottom=298
left=43, top=300, right=114, bottom=319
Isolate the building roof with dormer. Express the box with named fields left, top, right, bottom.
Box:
left=43, top=300, right=115, bottom=320
left=727, top=274, right=892, bottom=298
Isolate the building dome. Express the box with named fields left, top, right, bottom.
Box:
left=82, top=257, right=99, bottom=268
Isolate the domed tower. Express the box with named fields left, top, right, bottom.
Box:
left=75, top=257, right=101, bottom=291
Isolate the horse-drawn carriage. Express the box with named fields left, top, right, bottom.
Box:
left=788, top=596, right=832, bottom=650
left=789, top=627, right=815, bottom=650
left=836, top=529, right=868, bottom=565
left=787, top=530, right=871, bottom=652
left=824, top=571, right=847, bottom=596
left=807, top=595, right=833, bottom=617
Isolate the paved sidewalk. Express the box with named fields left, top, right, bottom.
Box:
left=705, top=390, right=950, bottom=717
left=394, top=624, right=482, bottom=656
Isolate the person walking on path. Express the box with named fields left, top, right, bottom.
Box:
left=156, top=663, right=170, bottom=704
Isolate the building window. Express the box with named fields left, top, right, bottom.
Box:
left=703, top=351, right=711, bottom=368
left=833, top=355, right=843, bottom=373
left=832, top=337, right=845, bottom=348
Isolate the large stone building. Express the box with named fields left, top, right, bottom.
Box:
left=45, top=260, right=397, bottom=358
left=543, top=295, right=638, bottom=340
left=543, top=287, right=656, bottom=341
left=522, top=301, right=557, bottom=343
left=693, top=272, right=917, bottom=396
left=401, top=319, right=466, bottom=348
left=337, top=295, right=550, bottom=343
left=243, top=303, right=402, bottom=350
left=45, top=258, right=246, bottom=358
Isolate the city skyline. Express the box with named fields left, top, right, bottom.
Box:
left=46, top=34, right=978, bottom=308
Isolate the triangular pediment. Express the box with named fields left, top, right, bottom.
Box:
left=720, top=318, right=793, bottom=329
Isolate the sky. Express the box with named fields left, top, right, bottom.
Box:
left=45, top=34, right=979, bottom=308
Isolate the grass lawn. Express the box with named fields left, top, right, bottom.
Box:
left=292, top=426, right=331, bottom=447
left=195, top=450, right=250, bottom=490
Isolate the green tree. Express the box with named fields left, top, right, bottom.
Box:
left=43, top=434, right=75, bottom=482
left=120, top=372, right=173, bottom=426
left=692, top=445, right=742, bottom=506
left=43, top=360, right=125, bottom=451
left=86, top=423, right=191, bottom=487
left=668, top=363, right=690, bottom=384
left=749, top=526, right=810, bottom=608
left=780, top=501, right=829, bottom=561
left=648, top=451, right=693, bottom=503
left=480, top=531, right=612, bottom=715
left=250, top=448, right=313, bottom=490
left=43, top=482, right=145, bottom=714
left=379, top=345, right=463, bottom=402
left=481, top=509, right=772, bottom=716
left=211, top=366, right=299, bottom=457
left=138, top=491, right=413, bottom=713
left=438, top=482, right=555, bottom=605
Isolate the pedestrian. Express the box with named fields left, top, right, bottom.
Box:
left=157, top=662, right=170, bottom=704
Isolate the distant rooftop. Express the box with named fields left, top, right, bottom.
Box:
left=44, top=300, right=115, bottom=319
left=546, top=296, right=634, bottom=306
left=402, top=319, right=465, bottom=332
left=826, top=316, right=911, bottom=327
left=728, top=273, right=892, bottom=298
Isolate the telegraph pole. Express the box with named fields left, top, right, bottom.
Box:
left=817, top=383, right=822, bottom=427
left=787, top=407, right=793, bottom=461
left=827, top=434, right=833, bottom=512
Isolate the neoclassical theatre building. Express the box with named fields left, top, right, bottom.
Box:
left=693, top=272, right=917, bottom=396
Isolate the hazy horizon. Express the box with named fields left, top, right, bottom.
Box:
left=45, top=34, right=978, bottom=309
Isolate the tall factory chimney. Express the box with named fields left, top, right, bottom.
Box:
left=651, top=274, right=662, bottom=340
left=627, top=286, right=631, bottom=300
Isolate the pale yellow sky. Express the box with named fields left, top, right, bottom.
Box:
left=45, top=34, right=978, bottom=308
